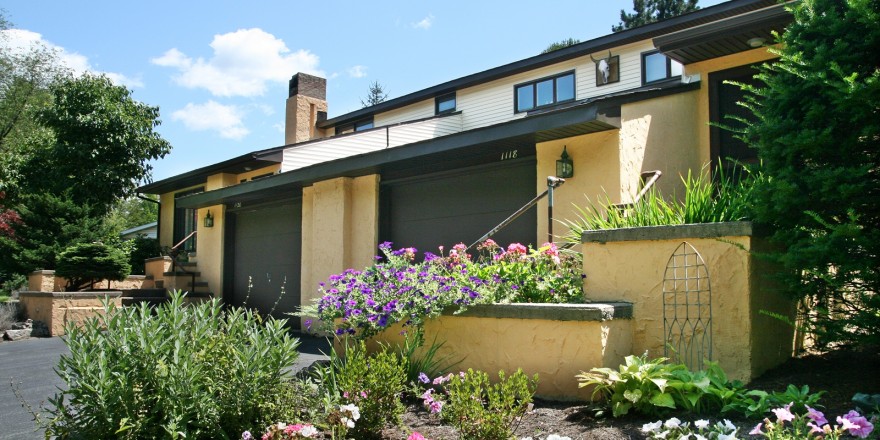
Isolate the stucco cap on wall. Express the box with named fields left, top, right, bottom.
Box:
left=443, top=302, right=633, bottom=321
left=18, top=291, right=125, bottom=299
left=29, top=270, right=56, bottom=275
left=581, top=221, right=759, bottom=243
left=144, top=256, right=173, bottom=263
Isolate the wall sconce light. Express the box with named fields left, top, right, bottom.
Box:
left=556, top=146, right=574, bottom=178
left=203, top=210, right=214, bottom=228
left=747, top=37, right=766, bottom=48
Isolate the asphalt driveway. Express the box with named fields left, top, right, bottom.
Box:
left=0, top=334, right=330, bottom=439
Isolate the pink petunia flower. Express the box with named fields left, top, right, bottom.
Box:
left=806, top=406, right=828, bottom=426
left=841, top=410, right=874, bottom=438
left=407, top=432, right=427, bottom=440
left=749, top=423, right=764, bottom=435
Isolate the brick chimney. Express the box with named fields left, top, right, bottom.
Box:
left=285, top=73, right=328, bottom=145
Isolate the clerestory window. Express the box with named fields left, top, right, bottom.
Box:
left=514, top=71, right=575, bottom=113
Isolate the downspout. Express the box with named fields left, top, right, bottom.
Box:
left=137, top=193, right=161, bottom=242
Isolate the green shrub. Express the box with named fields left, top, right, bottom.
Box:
left=45, top=292, right=301, bottom=439
left=442, top=368, right=538, bottom=440
left=336, top=340, right=407, bottom=437
left=127, top=235, right=160, bottom=275
left=55, top=242, right=131, bottom=291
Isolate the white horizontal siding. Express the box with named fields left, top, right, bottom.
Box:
left=323, top=39, right=661, bottom=144
left=388, top=114, right=462, bottom=148
left=281, top=114, right=463, bottom=172
left=281, top=129, right=387, bottom=172
left=374, top=100, right=435, bottom=127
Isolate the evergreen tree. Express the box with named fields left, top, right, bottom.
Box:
left=741, top=0, right=880, bottom=346
left=361, top=81, right=389, bottom=107
left=613, top=0, right=699, bottom=32
left=541, top=38, right=581, bottom=54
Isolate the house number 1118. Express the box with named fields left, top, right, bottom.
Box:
left=500, top=150, right=518, bottom=160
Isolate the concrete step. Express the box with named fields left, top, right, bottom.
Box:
left=163, top=270, right=202, bottom=277
left=123, top=288, right=167, bottom=298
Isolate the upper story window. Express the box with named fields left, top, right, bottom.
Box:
left=335, top=117, right=374, bottom=135
left=435, top=93, right=456, bottom=115
left=642, top=50, right=683, bottom=84
left=514, top=71, right=576, bottom=113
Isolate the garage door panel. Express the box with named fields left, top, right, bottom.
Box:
left=383, top=159, right=537, bottom=253
left=231, top=202, right=301, bottom=327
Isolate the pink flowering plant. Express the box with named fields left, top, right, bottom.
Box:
left=245, top=422, right=319, bottom=440
left=470, top=239, right=584, bottom=303
left=305, top=240, right=585, bottom=338
left=749, top=404, right=875, bottom=439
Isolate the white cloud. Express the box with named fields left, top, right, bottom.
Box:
left=0, top=29, right=144, bottom=88
left=347, top=65, right=367, bottom=78
left=412, top=15, right=434, bottom=30
left=171, top=101, right=249, bottom=140
left=152, top=28, right=322, bottom=97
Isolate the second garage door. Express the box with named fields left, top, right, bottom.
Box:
left=380, top=158, right=537, bottom=255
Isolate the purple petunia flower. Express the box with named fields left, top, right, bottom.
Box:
left=418, top=372, right=430, bottom=384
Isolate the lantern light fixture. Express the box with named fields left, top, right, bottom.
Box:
left=203, top=210, right=214, bottom=228
left=556, top=146, right=574, bottom=178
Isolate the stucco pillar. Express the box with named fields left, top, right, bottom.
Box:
left=300, top=174, right=379, bottom=331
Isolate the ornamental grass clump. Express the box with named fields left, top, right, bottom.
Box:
left=45, top=292, right=301, bottom=439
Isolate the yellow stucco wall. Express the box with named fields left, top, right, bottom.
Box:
left=360, top=313, right=632, bottom=400
left=536, top=130, right=620, bottom=242
left=582, top=231, right=794, bottom=382
left=158, top=192, right=176, bottom=248
left=300, top=175, right=379, bottom=329
left=536, top=90, right=701, bottom=242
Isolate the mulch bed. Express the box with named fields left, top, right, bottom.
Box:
left=379, top=346, right=880, bottom=439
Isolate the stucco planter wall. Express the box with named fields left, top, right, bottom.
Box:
left=581, top=221, right=795, bottom=382
left=361, top=302, right=633, bottom=400
left=28, top=270, right=152, bottom=292
left=18, top=291, right=123, bottom=336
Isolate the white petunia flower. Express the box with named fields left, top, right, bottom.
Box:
left=694, top=419, right=709, bottom=429
left=642, top=421, right=663, bottom=432
left=665, top=417, right=682, bottom=429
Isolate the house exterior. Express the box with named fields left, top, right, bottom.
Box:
left=138, top=0, right=791, bottom=329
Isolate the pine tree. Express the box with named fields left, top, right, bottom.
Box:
left=612, top=0, right=699, bottom=32
left=361, top=81, right=389, bottom=107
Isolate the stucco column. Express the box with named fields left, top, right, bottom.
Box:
left=300, top=174, right=379, bottom=331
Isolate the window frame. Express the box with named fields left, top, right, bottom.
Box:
left=513, top=70, right=576, bottom=114
left=641, top=50, right=683, bottom=85
left=435, top=92, right=456, bottom=115
left=335, top=117, right=375, bottom=135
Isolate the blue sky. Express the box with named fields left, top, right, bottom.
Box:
left=4, top=0, right=724, bottom=183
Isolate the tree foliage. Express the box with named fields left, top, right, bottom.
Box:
left=20, top=74, right=171, bottom=214
left=55, top=242, right=131, bottom=291
left=360, top=80, right=389, bottom=107
left=0, top=192, right=110, bottom=275
left=541, top=38, right=581, bottom=54
left=612, top=0, right=700, bottom=32
left=0, top=14, right=63, bottom=195
left=740, top=0, right=880, bottom=346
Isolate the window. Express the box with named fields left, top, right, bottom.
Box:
left=173, top=186, right=204, bottom=252
left=514, top=71, right=576, bottom=113
left=354, top=118, right=373, bottom=131
left=435, top=93, right=456, bottom=114
left=335, top=117, right=374, bottom=135
left=642, top=51, right=683, bottom=84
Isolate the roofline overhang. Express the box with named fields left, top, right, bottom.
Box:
left=137, top=147, right=285, bottom=195
left=654, top=2, right=793, bottom=64
left=317, top=0, right=774, bottom=129
left=176, top=81, right=699, bottom=210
